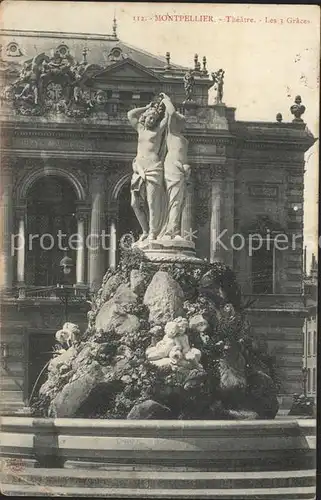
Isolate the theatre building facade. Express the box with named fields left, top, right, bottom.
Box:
left=0, top=28, right=316, bottom=412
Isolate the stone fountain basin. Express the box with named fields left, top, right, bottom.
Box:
left=0, top=418, right=316, bottom=498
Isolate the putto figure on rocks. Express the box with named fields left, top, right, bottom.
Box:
left=159, top=92, right=191, bottom=239
left=127, top=100, right=168, bottom=242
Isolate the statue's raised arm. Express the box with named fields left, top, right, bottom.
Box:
left=129, top=100, right=168, bottom=242
left=127, top=103, right=152, bottom=130
left=158, top=93, right=190, bottom=240
left=160, top=93, right=186, bottom=132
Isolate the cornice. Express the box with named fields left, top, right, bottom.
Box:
left=1, top=119, right=315, bottom=153
left=0, top=29, right=119, bottom=42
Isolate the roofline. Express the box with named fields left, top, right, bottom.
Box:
left=0, top=28, right=188, bottom=70
left=0, top=29, right=118, bottom=41
left=119, top=40, right=187, bottom=70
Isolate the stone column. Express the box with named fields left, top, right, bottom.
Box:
left=194, top=166, right=212, bottom=260
left=88, top=169, right=106, bottom=291
left=0, top=165, right=14, bottom=291
left=210, top=164, right=234, bottom=266
left=75, top=210, right=87, bottom=285
left=108, top=215, right=117, bottom=270
left=210, top=175, right=223, bottom=263
left=222, top=163, right=235, bottom=268
left=181, top=174, right=194, bottom=238
left=16, top=207, right=26, bottom=286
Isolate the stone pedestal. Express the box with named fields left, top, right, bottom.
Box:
left=134, top=237, right=203, bottom=263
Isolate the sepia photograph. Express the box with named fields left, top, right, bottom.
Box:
left=0, top=2, right=319, bottom=498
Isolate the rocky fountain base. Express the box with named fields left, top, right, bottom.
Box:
left=33, top=248, right=279, bottom=420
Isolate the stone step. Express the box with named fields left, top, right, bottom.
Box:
left=0, top=375, right=24, bottom=391
left=0, top=418, right=316, bottom=472
left=0, top=391, right=25, bottom=414
left=0, top=402, right=25, bottom=414
left=1, top=482, right=316, bottom=499
left=0, top=468, right=316, bottom=490
left=0, top=390, right=24, bottom=402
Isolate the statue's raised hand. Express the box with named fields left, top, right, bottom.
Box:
left=159, top=92, right=170, bottom=101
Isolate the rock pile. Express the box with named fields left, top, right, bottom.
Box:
left=33, top=249, right=279, bottom=420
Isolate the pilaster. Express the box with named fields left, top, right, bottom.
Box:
left=88, top=164, right=107, bottom=291
left=0, top=161, right=14, bottom=291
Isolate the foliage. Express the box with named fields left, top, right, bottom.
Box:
left=119, top=247, right=148, bottom=275
left=34, top=251, right=279, bottom=420
left=288, top=394, right=316, bottom=417
left=31, top=394, right=51, bottom=417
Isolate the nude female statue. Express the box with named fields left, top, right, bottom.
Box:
left=159, top=93, right=191, bottom=239
left=127, top=101, right=168, bottom=241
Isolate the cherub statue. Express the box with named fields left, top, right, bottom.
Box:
left=13, top=56, right=42, bottom=104
left=55, top=322, right=81, bottom=349
left=146, top=316, right=202, bottom=371
left=211, top=69, right=225, bottom=104
left=183, top=69, right=195, bottom=101
left=40, top=50, right=73, bottom=82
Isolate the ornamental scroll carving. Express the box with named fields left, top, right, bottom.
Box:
left=0, top=48, right=104, bottom=117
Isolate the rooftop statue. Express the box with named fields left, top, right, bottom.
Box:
left=12, top=53, right=47, bottom=104
left=39, top=50, right=74, bottom=81
left=290, top=95, right=305, bottom=122
left=183, top=69, right=195, bottom=102
left=211, top=68, right=225, bottom=104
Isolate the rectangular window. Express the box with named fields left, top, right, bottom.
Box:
left=140, top=92, right=155, bottom=105
left=251, top=244, right=274, bottom=294
left=307, top=331, right=311, bottom=356
left=307, top=368, right=311, bottom=393
left=119, top=91, right=133, bottom=112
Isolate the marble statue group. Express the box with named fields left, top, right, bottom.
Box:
left=128, top=93, right=191, bottom=244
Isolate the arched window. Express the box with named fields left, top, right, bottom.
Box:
left=6, top=41, right=22, bottom=57
left=25, top=176, right=77, bottom=286
left=56, top=44, right=70, bottom=57
left=108, top=46, right=124, bottom=62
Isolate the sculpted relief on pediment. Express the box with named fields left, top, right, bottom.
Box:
left=0, top=47, right=161, bottom=118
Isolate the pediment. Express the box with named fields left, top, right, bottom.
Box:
left=91, top=58, right=162, bottom=83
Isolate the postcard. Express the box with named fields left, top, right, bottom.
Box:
left=0, top=2, right=318, bottom=498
